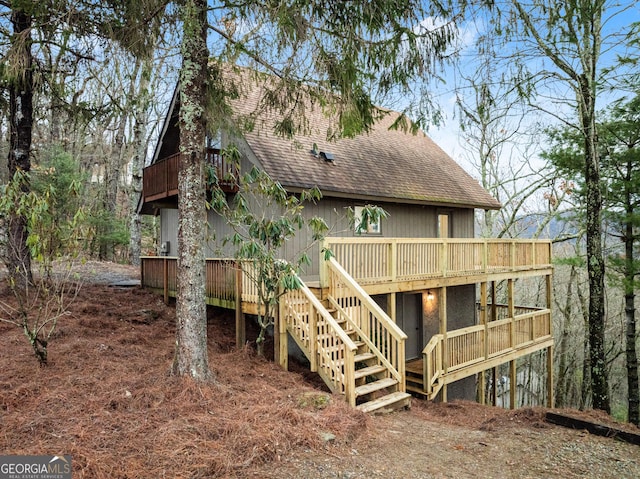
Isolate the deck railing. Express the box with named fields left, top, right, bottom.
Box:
left=421, top=308, right=552, bottom=398
left=326, top=257, right=407, bottom=388
left=140, top=257, right=239, bottom=307
left=281, top=280, right=357, bottom=404
left=142, top=148, right=239, bottom=203
left=322, top=238, right=552, bottom=286
left=478, top=303, right=543, bottom=322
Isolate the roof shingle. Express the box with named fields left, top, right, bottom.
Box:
left=228, top=74, right=501, bottom=210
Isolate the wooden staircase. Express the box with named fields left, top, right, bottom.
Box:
left=329, top=309, right=411, bottom=413
left=281, top=265, right=411, bottom=414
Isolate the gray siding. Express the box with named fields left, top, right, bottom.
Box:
left=159, top=198, right=475, bottom=279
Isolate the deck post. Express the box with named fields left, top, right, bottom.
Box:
left=235, top=263, right=245, bottom=348
left=163, top=257, right=168, bottom=305
left=275, top=287, right=288, bottom=370
left=492, top=367, right=497, bottom=406
left=440, top=286, right=448, bottom=403
left=388, top=292, right=396, bottom=323
left=490, top=281, right=497, bottom=322
left=319, top=238, right=330, bottom=288
left=480, top=282, right=488, bottom=360
left=480, top=281, right=488, bottom=405
left=509, top=359, right=516, bottom=409
left=389, top=240, right=397, bottom=281
left=479, top=370, right=486, bottom=405
left=508, top=279, right=515, bottom=348
left=508, top=278, right=516, bottom=409
left=547, top=345, right=554, bottom=407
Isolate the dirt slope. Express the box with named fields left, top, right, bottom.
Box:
left=0, top=264, right=638, bottom=478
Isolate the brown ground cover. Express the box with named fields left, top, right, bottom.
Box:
left=1, top=264, right=639, bottom=478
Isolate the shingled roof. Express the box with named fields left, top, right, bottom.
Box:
left=157, top=70, right=501, bottom=211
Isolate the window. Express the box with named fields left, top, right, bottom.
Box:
left=354, top=206, right=381, bottom=235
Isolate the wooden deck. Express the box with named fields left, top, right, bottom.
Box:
left=322, top=237, right=553, bottom=294
left=142, top=148, right=239, bottom=207
left=140, top=237, right=553, bottom=410
left=406, top=308, right=553, bottom=401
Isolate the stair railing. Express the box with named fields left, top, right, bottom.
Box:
left=326, top=257, right=407, bottom=389
left=422, top=334, right=443, bottom=398
left=281, top=277, right=358, bottom=406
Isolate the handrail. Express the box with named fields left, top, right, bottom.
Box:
left=420, top=309, right=552, bottom=395
left=422, top=334, right=443, bottom=396
left=326, top=256, right=406, bottom=388
left=281, top=277, right=357, bottom=405
left=328, top=257, right=407, bottom=341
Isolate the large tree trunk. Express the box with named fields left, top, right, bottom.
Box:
left=5, top=8, right=34, bottom=290
left=624, top=161, right=639, bottom=425
left=172, top=0, right=212, bottom=381
left=581, top=77, right=609, bottom=413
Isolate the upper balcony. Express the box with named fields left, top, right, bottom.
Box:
left=141, top=148, right=239, bottom=209
left=321, top=237, right=553, bottom=294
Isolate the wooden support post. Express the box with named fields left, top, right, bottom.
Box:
left=319, top=238, right=329, bottom=288
left=479, top=282, right=488, bottom=406
left=235, top=264, right=245, bottom=349
left=490, top=281, right=497, bottom=322
left=510, top=359, right=516, bottom=409
left=275, top=288, right=288, bottom=370
left=546, top=273, right=554, bottom=408
left=508, top=279, right=515, bottom=348
left=492, top=367, right=497, bottom=406
left=163, top=257, right=169, bottom=305
left=440, top=286, right=448, bottom=403
left=480, top=282, right=488, bottom=360
left=507, top=278, right=516, bottom=409
left=389, top=240, right=397, bottom=281
left=547, top=345, right=554, bottom=408
left=388, top=292, right=396, bottom=323
left=546, top=274, right=553, bottom=311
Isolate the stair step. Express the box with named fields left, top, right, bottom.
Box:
left=405, top=384, right=429, bottom=396
left=354, top=352, right=376, bottom=363
left=354, top=365, right=387, bottom=380
left=336, top=352, right=376, bottom=367
left=355, top=377, right=398, bottom=397
left=356, top=391, right=412, bottom=414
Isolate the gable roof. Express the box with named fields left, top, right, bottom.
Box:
left=157, top=70, right=501, bottom=211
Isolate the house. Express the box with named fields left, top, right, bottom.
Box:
left=139, top=69, right=554, bottom=413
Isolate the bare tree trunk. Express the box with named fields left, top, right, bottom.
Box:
left=172, top=0, right=212, bottom=381
left=5, top=8, right=33, bottom=290
left=129, top=57, right=152, bottom=266
left=101, top=92, right=130, bottom=260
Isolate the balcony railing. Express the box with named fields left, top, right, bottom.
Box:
left=322, top=238, right=552, bottom=287
left=142, top=147, right=239, bottom=204
left=421, top=308, right=553, bottom=399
